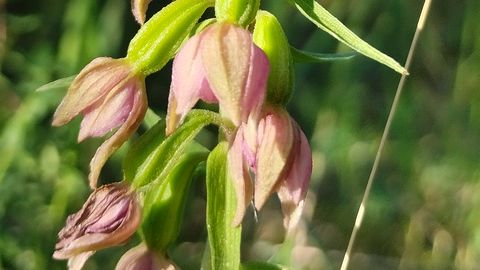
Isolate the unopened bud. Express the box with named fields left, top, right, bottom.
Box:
left=253, top=10, right=294, bottom=106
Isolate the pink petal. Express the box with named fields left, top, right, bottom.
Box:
left=52, top=58, right=131, bottom=127
left=254, top=108, right=294, bottom=210
left=166, top=34, right=216, bottom=135
left=115, top=243, right=179, bottom=270
left=241, top=44, right=269, bottom=123
left=277, top=120, right=312, bottom=231
left=88, top=80, right=147, bottom=188
left=78, top=82, right=136, bottom=141
left=227, top=127, right=253, bottom=226
left=201, top=23, right=252, bottom=125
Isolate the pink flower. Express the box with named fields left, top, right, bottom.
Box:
left=52, top=57, right=147, bottom=188
left=228, top=106, right=312, bottom=231
left=53, top=182, right=141, bottom=270
left=115, top=243, right=179, bottom=270
left=166, top=22, right=269, bottom=135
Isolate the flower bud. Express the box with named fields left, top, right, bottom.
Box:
left=253, top=10, right=294, bottom=106
left=116, top=243, right=178, bottom=270
left=166, top=22, right=269, bottom=134
left=53, top=182, right=141, bottom=270
left=127, top=0, right=214, bottom=75
left=215, top=0, right=260, bottom=27
left=227, top=106, right=312, bottom=229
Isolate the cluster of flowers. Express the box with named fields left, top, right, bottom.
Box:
left=51, top=0, right=312, bottom=269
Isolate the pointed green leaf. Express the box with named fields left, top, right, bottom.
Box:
left=288, top=0, right=407, bottom=74
left=291, top=46, right=356, bottom=63
left=206, top=142, right=241, bottom=270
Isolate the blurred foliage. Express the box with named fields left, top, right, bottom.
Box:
left=1, top=0, right=479, bottom=269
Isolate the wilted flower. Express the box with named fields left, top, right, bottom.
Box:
left=52, top=57, right=147, bottom=188
left=53, top=182, right=141, bottom=270
left=166, top=22, right=269, bottom=135
left=116, top=243, right=178, bottom=270
left=228, top=106, right=312, bottom=231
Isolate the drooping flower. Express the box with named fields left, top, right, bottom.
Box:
left=166, top=22, right=269, bottom=135
left=52, top=57, right=147, bottom=188
left=115, top=243, right=178, bottom=270
left=53, top=182, right=141, bottom=270
left=228, top=106, right=312, bottom=231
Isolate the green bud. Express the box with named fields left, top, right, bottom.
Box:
left=127, top=0, right=214, bottom=75
left=215, top=0, right=260, bottom=27
left=253, top=10, right=294, bottom=106
left=140, top=151, right=207, bottom=251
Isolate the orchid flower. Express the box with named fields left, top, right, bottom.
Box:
left=53, top=182, right=141, bottom=270
left=165, top=22, right=269, bottom=135
left=229, top=106, right=312, bottom=231
left=52, top=57, right=148, bottom=188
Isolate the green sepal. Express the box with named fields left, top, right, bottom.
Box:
left=124, top=109, right=232, bottom=188
left=291, top=46, right=356, bottom=63
left=206, top=142, right=241, bottom=270
left=241, top=261, right=288, bottom=270
left=140, top=151, right=208, bottom=251
left=253, top=10, right=294, bottom=106
left=215, top=0, right=260, bottom=27
left=288, top=0, right=407, bottom=74
left=127, top=0, right=214, bottom=75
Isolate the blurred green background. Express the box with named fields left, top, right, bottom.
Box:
left=1, top=0, right=479, bottom=269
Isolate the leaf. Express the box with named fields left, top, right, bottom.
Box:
left=291, top=46, right=356, bottom=63
left=140, top=151, right=208, bottom=251
left=206, top=142, right=241, bottom=270
left=288, top=0, right=407, bottom=74
left=35, top=75, right=76, bottom=92
left=142, top=108, right=163, bottom=129
left=124, top=109, right=231, bottom=188
left=242, top=261, right=288, bottom=270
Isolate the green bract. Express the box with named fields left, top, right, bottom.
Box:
left=215, top=0, right=260, bottom=27
left=253, top=10, right=294, bottom=106
left=206, top=142, right=241, bottom=270
left=126, top=0, right=214, bottom=75
left=124, top=110, right=233, bottom=188
left=140, top=151, right=207, bottom=251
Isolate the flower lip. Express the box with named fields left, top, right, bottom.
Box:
left=53, top=182, right=141, bottom=266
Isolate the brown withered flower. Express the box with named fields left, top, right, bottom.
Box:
left=53, top=182, right=141, bottom=270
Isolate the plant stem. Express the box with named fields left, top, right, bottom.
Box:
left=340, top=1, right=432, bottom=269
